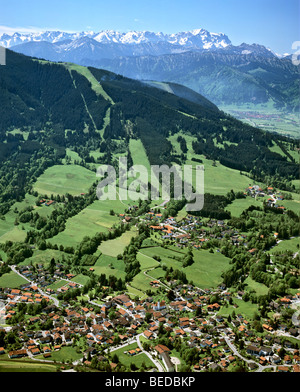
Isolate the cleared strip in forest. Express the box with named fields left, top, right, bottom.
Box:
left=67, top=68, right=98, bottom=130
left=64, top=62, right=114, bottom=104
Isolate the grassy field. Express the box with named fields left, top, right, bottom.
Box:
left=47, top=279, right=69, bottom=291
left=93, top=254, right=126, bottom=280
left=128, top=138, right=167, bottom=207
left=125, top=284, right=147, bottom=300
left=0, top=271, right=29, bottom=288
left=129, top=139, right=151, bottom=172
left=268, top=237, right=300, bottom=255
left=33, top=164, right=96, bottom=196
left=98, top=227, right=138, bottom=257
left=137, top=246, right=231, bottom=289
left=0, top=225, right=27, bottom=244
left=137, top=251, right=160, bottom=270
left=139, top=245, right=184, bottom=267
left=168, top=131, right=253, bottom=195
left=111, top=342, right=155, bottom=369
left=35, top=346, right=83, bottom=363
left=185, top=249, right=231, bottom=288
left=62, top=148, right=83, bottom=164
left=71, top=273, right=90, bottom=286
left=0, top=193, right=64, bottom=244
left=217, top=297, right=259, bottom=320
left=0, top=359, right=58, bottom=372
left=190, top=156, right=252, bottom=195
left=244, top=276, right=269, bottom=296
left=64, top=62, right=114, bottom=105
left=227, top=197, right=264, bottom=217
left=0, top=195, right=36, bottom=243
left=280, top=193, right=300, bottom=214
left=129, top=270, right=159, bottom=293
left=22, top=249, right=68, bottom=266
left=48, top=199, right=128, bottom=248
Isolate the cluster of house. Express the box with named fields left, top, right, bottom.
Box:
left=1, top=268, right=299, bottom=371
left=245, top=343, right=300, bottom=371
left=39, top=199, right=55, bottom=207
left=16, top=263, right=75, bottom=288
left=245, top=185, right=285, bottom=210
left=0, top=286, right=50, bottom=317
left=147, top=214, right=249, bottom=250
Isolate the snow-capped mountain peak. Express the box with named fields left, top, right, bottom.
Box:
left=0, top=28, right=232, bottom=49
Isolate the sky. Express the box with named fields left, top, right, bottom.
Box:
left=0, top=0, right=299, bottom=54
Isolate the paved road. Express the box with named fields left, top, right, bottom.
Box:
left=103, top=332, right=165, bottom=372
left=136, top=334, right=165, bottom=372
left=222, top=334, right=280, bottom=372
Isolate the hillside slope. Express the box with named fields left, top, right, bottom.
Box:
left=88, top=50, right=300, bottom=112
left=0, top=50, right=298, bottom=215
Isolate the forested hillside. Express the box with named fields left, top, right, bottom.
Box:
left=0, top=49, right=298, bottom=217
left=87, top=50, right=300, bottom=112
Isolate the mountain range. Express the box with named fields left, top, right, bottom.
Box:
left=0, top=28, right=231, bottom=50
left=1, top=28, right=298, bottom=111
left=0, top=28, right=276, bottom=61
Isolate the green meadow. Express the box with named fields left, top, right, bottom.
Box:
left=129, top=139, right=151, bottom=172
left=268, top=237, right=300, bottom=255
left=92, top=254, right=126, bottom=280
left=0, top=192, right=61, bottom=244
left=185, top=249, right=231, bottom=288
left=0, top=270, right=29, bottom=288
left=36, top=346, right=83, bottom=363
left=48, top=198, right=128, bottom=248
left=21, top=249, right=68, bottom=266
left=63, top=148, right=83, bottom=164
left=217, top=297, right=259, bottom=320
left=0, top=359, right=58, bottom=372
left=130, top=270, right=159, bottom=293
left=63, top=62, right=114, bottom=105
left=244, top=276, right=269, bottom=296
left=136, top=246, right=231, bottom=289
left=189, top=156, right=252, bottom=195
left=111, top=342, right=155, bottom=369
left=168, top=132, right=252, bottom=195
left=33, top=164, right=96, bottom=196
left=98, top=227, right=138, bottom=257
left=137, top=251, right=160, bottom=270
left=280, top=193, right=300, bottom=214
left=0, top=224, right=27, bottom=244
left=227, top=197, right=264, bottom=217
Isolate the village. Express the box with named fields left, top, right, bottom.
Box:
left=0, top=255, right=299, bottom=372
left=0, top=184, right=299, bottom=372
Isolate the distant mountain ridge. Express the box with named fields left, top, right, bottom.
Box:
left=1, top=28, right=298, bottom=113
left=0, top=28, right=231, bottom=50
left=89, top=50, right=300, bottom=111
